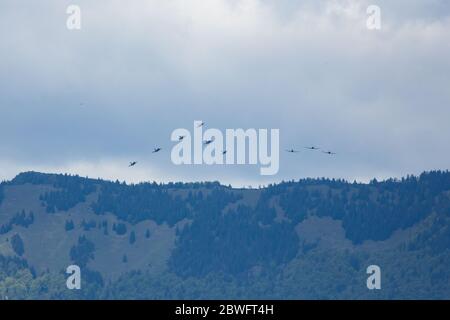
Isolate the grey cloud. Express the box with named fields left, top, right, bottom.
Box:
left=0, top=0, right=449, bottom=184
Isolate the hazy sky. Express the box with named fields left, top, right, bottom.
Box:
left=1, top=0, right=449, bottom=186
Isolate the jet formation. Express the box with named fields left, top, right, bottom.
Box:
left=285, top=146, right=337, bottom=156
left=129, top=122, right=337, bottom=167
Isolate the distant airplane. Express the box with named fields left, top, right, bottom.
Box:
left=152, top=147, right=162, bottom=153
left=204, top=138, right=214, bottom=145
left=286, top=149, right=300, bottom=153
left=322, top=151, right=337, bottom=155
left=305, top=146, right=320, bottom=150
left=197, top=122, right=205, bottom=128
left=178, top=135, right=185, bottom=141
left=128, top=161, right=137, bottom=167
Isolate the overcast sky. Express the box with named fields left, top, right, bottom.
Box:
left=1, top=0, right=449, bottom=186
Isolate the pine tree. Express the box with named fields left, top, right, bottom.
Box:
left=129, top=231, right=136, bottom=244
left=11, top=234, right=25, bottom=256
left=65, top=220, right=75, bottom=231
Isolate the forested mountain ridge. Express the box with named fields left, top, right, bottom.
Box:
left=1, top=171, right=450, bottom=299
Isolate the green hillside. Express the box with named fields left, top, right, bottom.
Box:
left=1, top=171, right=450, bottom=299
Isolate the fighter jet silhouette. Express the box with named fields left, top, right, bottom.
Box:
left=197, top=122, right=205, bottom=128
left=178, top=135, right=186, bottom=141
left=286, top=149, right=300, bottom=153
left=305, top=146, right=320, bottom=150
left=152, top=147, right=162, bottom=153
left=204, top=138, right=215, bottom=145
left=128, top=161, right=137, bottom=167
left=322, top=151, right=337, bottom=155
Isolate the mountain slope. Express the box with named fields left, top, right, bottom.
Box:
left=1, top=171, right=450, bottom=299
